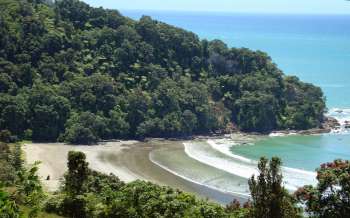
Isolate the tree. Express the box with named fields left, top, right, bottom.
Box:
left=64, top=151, right=89, bottom=196
left=0, top=130, right=12, bottom=143
left=12, top=144, right=23, bottom=172
left=61, top=151, right=90, bottom=218
left=235, top=93, right=278, bottom=132
left=16, top=162, right=46, bottom=218
left=29, top=84, right=71, bottom=141
left=181, top=110, right=198, bottom=134
left=295, top=160, right=350, bottom=218
left=64, top=124, right=98, bottom=145
left=0, top=103, right=27, bottom=137
left=282, top=76, right=325, bottom=130
left=0, top=142, right=16, bottom=185
left=63, top=112, right=108, bottom=144
left=0, top=0, right=326, bottom=142
left=248, top=157, right=301, bottom=218
left=108, top=106, right=129, bottom=138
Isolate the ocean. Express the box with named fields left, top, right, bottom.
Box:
left=123, top=10, right=350, bottom=198
left=123, top=10, right=350, bottom=109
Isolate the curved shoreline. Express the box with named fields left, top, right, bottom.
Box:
left=188, top=139, right=317, bottom=191
left=22, top=122, right=347, bottom=205
left=101, top=140, right=248, bottom=204
left=149, top=142, right=250, bottom=199
left=22, top=140, right=247, bottom=204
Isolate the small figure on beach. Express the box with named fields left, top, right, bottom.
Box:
left=46, top=175, right=50, bottom=180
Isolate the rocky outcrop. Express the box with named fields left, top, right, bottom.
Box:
left=322, top=116, right=341, bottom=131
left=345, top=121, right=350, bottom=129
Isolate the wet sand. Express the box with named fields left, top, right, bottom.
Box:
left=102, top=140, right=247, bottom=204
left=23, top=140, right=247, bottom=204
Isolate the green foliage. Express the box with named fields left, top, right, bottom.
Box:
left=235, top=93, right=278, bottom=132
left=282, top=76, right=326, bottom=130
left=0, top=130, right=13, bottom=143
left=295, top=160, right=350, bottom=218
left=0, top=186, right=20, bottom=218
left=64, top=151, right=89, bottom=196
left=0, top=0, right=326, bottom=144
left=28, top=83, right=71, bottom=141
left=225, top=199, right=251, bottom=218
left=12, top=144, right=23, bottom=172
left=53, top=151, right=89, bottom=218
left=63, top=112, right=105, bottom=144
left=101, top=181, right=197, bottom=218
left=47, top=151, right=235, bottom=218
left=0, top=142, right=17, bottom=185
left=15, top=162, right=46, bottom=218
left=248, top=157, right=302, bottom=218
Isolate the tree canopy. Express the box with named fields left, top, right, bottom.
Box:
left=295, top=160, right=350, bottom=218
left=248, top=157, right=301, bottom=218
left=0, top=0, right=326, bottom=144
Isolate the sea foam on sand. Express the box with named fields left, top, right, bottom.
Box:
left=183, top=140, right=317, bottom=193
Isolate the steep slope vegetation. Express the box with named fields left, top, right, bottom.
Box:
left=0, top=0, right=325, bottom=144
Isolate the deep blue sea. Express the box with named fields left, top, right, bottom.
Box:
left=123, top=10, right=350, bottom=109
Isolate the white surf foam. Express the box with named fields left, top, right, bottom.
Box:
left=207, top=139, right=254, bottom=163
left=149, top=151, right=250, bottom=198
left=184, top=141, right=259, bottom=180
left=184, top=140, right=317, bottom=192
left=327, top=108, right=350, bottom=134
left=269, top=132, right=287, bottom=137
left=269, top=132, right=297, bottom=137
left=209, top=139, right=317, bottom=179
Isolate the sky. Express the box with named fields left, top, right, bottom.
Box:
left=82, top=0, right=350, bottom=14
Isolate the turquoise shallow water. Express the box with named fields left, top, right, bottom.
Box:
left=124, top=11, right=350, bottom=185
left=231, top=134, right=350, bottom=171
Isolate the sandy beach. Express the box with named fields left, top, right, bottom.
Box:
left=23, top=140, right=245, bottom=204
left=22, top=141, right=140, bottom=191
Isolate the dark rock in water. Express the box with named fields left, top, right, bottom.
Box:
left=322, top=116, right=340, bottom=130
left=299, top=128, right=331, bottom=135
left=335, top=109, right=343, bottom=113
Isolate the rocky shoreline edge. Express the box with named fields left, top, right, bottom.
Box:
left=270, top=116, right=341, bottom=136
left=143, top=116, right=342, bottom=142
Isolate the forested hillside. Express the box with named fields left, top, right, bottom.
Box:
left=0, top=0, right=326, bottom=144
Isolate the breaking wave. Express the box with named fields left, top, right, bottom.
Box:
left=148, top=108, right=350, bottom=198
left=149, top=151, right=250, bottom=198
left=184, top=140, right=317, bottom=192
left=327, top=108, right=350, bottom=134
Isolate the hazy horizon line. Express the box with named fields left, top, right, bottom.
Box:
left=119, top=8, right=350, bottom=16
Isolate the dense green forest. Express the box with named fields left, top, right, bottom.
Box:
left=0, top=0, right=326, bottom=144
